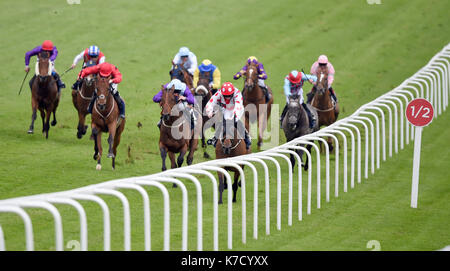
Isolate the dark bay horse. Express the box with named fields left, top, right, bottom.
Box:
left=71, top=60, right=96, bottom=139
left=193, top=71, right=213, bottom=158
left=282, top=95, right=319, bottom=171
left=242, top=62, right=273, bottom=149
left=28, top=51, right=60, bottom=139
left=170, top=63, right=193, bottom=90
left=215, top=117, right=251, bottom=204
left=91, top=76, right=126, bottom=170
left=159, top=85, right=198, bottom=173
left=309, top=68, right=339, bottom=151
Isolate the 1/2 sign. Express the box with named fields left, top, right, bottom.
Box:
left=406, top=98, right=434, bottom=127
left=405, top=98, right=434, bottom=208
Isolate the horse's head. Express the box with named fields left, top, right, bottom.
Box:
left=84, top=60, right=97, bottom=87
left=194, top=71, right=211, bottom=97
left=314, top=67, right=329, bottom=96
left=170, top=64, right=186, bottom=83
left=95, top=75, right=112, bottom=111
left=36, top=51, right=52, bottom=83
left=287, top=94, right=301, bottom=131
left=160, top=85, right=180, bottom=121
left=220, top=118, right=236, bottom=155
left=244, top=63, right=258, bottom=91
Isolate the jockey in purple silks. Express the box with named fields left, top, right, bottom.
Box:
left=24, top=40, right=65, bottom=91
left=233, top=56, right=271, bottom=102
left=153, top=79, right=196, bottom=129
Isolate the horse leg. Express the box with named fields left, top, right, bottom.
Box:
left=304, top=144, right=313, bottom=172
left=257, top=110, right=266, bottom=149
left=218, top=171, right=224, bottom=204
left=28, top=100, right=37, bottom=134
left=202, top=130, right=210, bottom=159
left=111, top=126, right=124, bottom=170
left=45, top=107, right=52, bottom=139
left=159, top=145, right=168, bottom=171
left=77, top=111, right=85, bottom=139
left=232, top=170, right=240, bottom=203
left=187, top=139, right=197, bottom=165
left=95, top=129, right=103, bottom=170
left=51, top=109, right=57, bottom=126
left=328, top=136, right=334, bottom=153
left=169, top=151, right=178, bottom=188
left=107, top=122, right=117, bottom=158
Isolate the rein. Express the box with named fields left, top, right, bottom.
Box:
left=310, top=90, right=335, bottom=112
left=94, top=94, right=115, bottom=119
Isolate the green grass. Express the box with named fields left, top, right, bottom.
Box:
left=0, top=0, right=449, bottom=251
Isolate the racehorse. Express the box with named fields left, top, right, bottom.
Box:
left=170, top=63, right=193, bottom=90
left=159, top=85, right=198, bottom=175
left=91, top=75, right=126, bottom=170
left=242, top=62, right=273, bottom=149
left=282, top=94, right=319, bottom=171
left=309, top=67, right=339, bottom=151
left=71, top=60, right=96, bottom=139
left=28, top=51, right=60, bottom=139
left=193, top=71, right=213, bottom=158
left=215, top=116, right=250, bottom=204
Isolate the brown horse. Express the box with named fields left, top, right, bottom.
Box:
left=28, top=51, right=60, bottom=139
left=170, top=63, right=193, bottom=90
left=215, top=117, right=250, bottom=204
left=242, top=62, right=273, bottom=149
left=91, top=76, right=126, bottom=170
left=159, top=85, right=198, bottom=173
left=193, top=71, right=213, bottom=158
left=71, top=61, right=96, bottom=139
left=309, top=67, right=339, bottom=151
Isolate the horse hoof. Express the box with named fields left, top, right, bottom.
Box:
left=218, top=200, right=223, bottom=205
left=96, top=164, right=102, bottom=171
left=27, top=129, right=33, bottom=134
left=51, top=120, right=57, bottom=126
left=107, top=153, right=115, bottom=158
left=172, top=183, right=178, bottom=188
left=77, top=132, right=83, bottom=139
left=203, top=152, right=210, bottom=159
left=93, top=154, right=98, bottom=160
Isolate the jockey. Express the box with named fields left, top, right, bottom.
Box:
left=233, top=56, right=271, bottom=103
left=25, top=40, right=65, bottom=90
left=153, top=79, right=195, bottom=129
left=308, top=54, right=337, bottom=103
left=193, top=59, right=221, bottom=95
left=280, top=70, right=317, bottom=128
left=205, top=82, right=251, bottom=150
left=71, top=45, right=106, bottom=90
left=80, top=62, right=125, bottom=119
left=172, top=46, right=198, bottom=77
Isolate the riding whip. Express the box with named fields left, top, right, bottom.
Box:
left=18, top=70, right=29, bottom=95
left=60, top=67, right=73, bottom=78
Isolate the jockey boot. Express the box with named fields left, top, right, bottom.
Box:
left=52, top=72, right=66, bottom=90
left=87, top=93, right=97, bottom=114
left=302, top=103, right=316, bottom=129
left=329, top=87, right=338, bottom=103
left=280, top=103, right=288, bottom=126
left=113, top=92, right=126, bottom=119
left=262, top=86, right=271, bottom=103
left=306, top=91, right=314, bottom=104
left=72, top=79, right=82, bottom=91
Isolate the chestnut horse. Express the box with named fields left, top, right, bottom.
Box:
left=28, top=51, right=60, bottom=139
left=193, top=71, right=213, bottom=158
left=71, top=60, right=96, bottom=139
left=170, top=63, right=193, bottom=90
left=159, top=85, right=198, bottom=173
left=242, top=62, right=273, bottom=149
left=309, top=67, right=339, bottom=151
left=91, top=76, right=126, bottom=170
left=215, top=116, right=251, bottom=204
